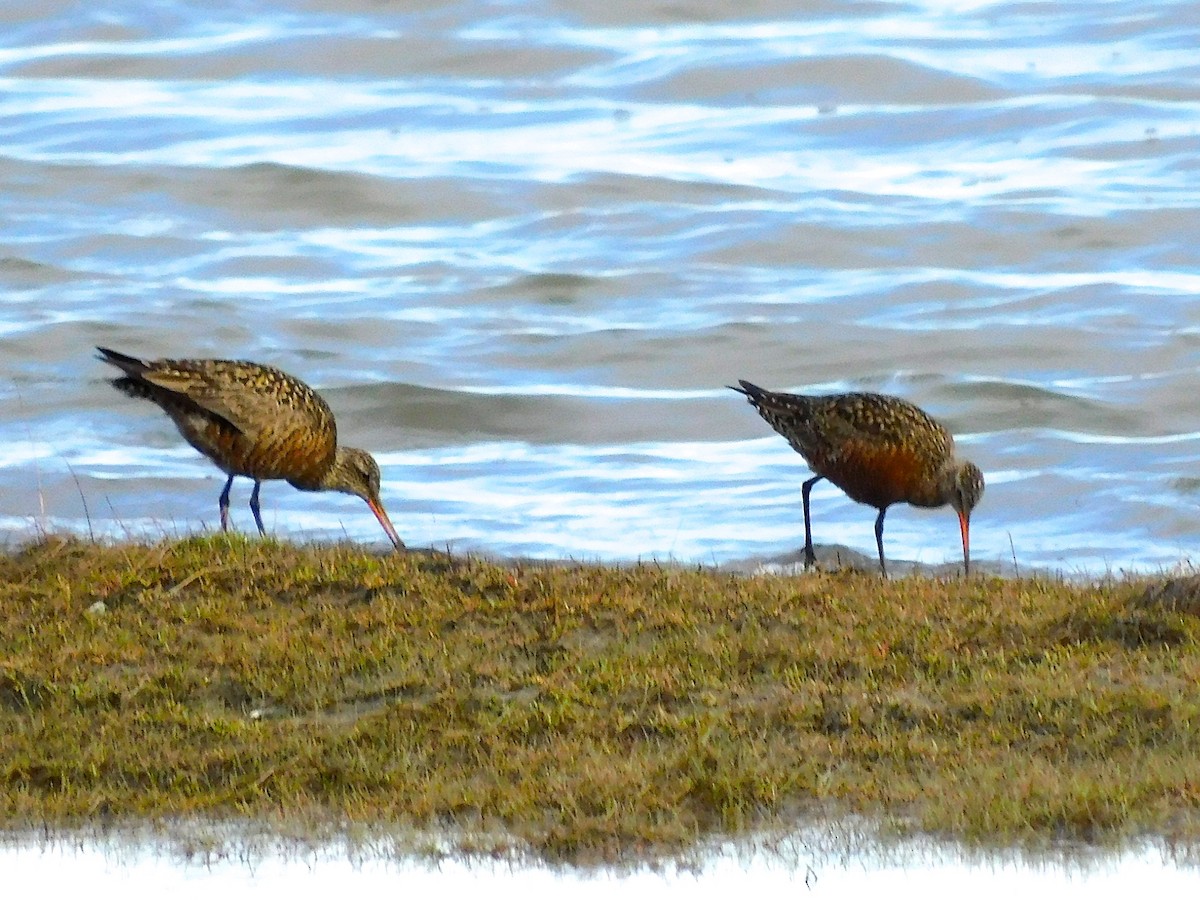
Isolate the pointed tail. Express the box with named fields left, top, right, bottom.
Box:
left=96, top=346, right=160, bottom=401
left=727, top=379, right=768, bottom=401
left=96, top=346, right=151, bottom=378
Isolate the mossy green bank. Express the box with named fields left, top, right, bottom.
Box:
left=2, top=536, right=1199, bottom=863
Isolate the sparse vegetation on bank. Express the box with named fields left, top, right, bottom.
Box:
left=1, top=536, right=1199, bottom=864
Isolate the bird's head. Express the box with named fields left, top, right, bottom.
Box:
left=329, top=447, right=404, bottom=550
left=943, top=460, right=985, bottom=574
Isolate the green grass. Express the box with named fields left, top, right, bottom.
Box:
left=2, top=535, right=1200, bottom=864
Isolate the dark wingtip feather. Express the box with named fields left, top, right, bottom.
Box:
left=97, top=347, right=157, bottom=399
left=728, top=379, right=765, bottom=400
left=96, top=346, right=149, bottom=375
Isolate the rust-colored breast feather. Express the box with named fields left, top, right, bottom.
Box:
left=143, top=359, right=338, bottom=487
left=820, top=438, right=941, bottom=509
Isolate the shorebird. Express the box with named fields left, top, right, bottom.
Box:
left=730, top=380, right=983, bottom=576
left=97, top=347, right=404, bottom=548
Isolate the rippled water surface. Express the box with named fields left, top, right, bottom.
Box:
left=4, top=1, right=1200, bottom=571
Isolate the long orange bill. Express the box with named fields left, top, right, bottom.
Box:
left=367, top=497, right=405, bottom=550
left=958, top=510, right=971, bottom=576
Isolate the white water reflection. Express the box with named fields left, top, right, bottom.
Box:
left=3, top=833, right=1198, bottom=898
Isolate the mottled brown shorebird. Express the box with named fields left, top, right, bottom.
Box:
left=730, top=380, right=983, bottom=576
left=97, top=347, right=404, bottom=548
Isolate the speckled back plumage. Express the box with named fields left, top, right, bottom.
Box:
left=99, top=349, right=338, bottom=487
left=732, top=381, right=956, bottom=510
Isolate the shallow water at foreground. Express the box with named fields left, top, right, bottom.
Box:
left=5, top=831, right=1199, bottom=898
left=3, top=1, right=1200, bottom=572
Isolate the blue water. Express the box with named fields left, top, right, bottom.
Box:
left=3, top=1, right=1200, bottom=573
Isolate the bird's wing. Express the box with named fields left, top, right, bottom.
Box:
left=823, top=394, right=952, bottom=458
left=135, top=366, right=260, bottom=437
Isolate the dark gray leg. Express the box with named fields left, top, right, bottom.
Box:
left=219, top=475, right=234, bottom=532
left=874, top=507, right=888, bottom=577
left=801, top=475, right=823, bottom=568
left=249, top=480, right=265, bottom=536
